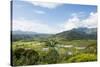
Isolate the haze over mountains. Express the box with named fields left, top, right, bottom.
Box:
left=55, top=27, right=97, bottom=40
left=12, top=30, right=38, bottom=35
left=12, top=27, right=97, bottom=41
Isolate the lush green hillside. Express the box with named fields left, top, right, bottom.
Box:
left=54, top=28, right=97, bottom=40
left=11, top=28, right=97, bottom=66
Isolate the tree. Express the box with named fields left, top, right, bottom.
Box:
left=12, top=48, right=39, bottom=66
left=43, top=39, right=60, bottom=64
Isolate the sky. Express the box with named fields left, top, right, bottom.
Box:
left=12, top=0, right=97, bottom=34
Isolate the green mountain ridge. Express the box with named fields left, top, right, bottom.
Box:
left=12, top=28, right=97, bottom=41
left=54, top=28, right=97, bottom=40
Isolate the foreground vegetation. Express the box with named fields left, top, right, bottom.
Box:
left=12, top=39, right=97, bottom=66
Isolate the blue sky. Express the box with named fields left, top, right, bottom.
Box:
left=12, top=0, right=97, bottom=34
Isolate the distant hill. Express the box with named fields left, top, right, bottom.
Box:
left=11, top=30, right=52, bottom=41
left=54, top=27, right=97, bottom=40
left=11, top=28, right=97, bottom=41
left=12, top=30, right=38, bottom=35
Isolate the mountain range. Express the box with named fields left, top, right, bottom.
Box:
left=12, top=27, right=97, bottom=41
left=55, top=27, right=97, bottom=40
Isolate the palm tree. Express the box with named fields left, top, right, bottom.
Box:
left=43, top=39, right=60, bottom=64
left=45, top=39, right=58, bottom=48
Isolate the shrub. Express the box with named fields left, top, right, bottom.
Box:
left=44, top=49, right=59, bottom=64
left=12, top=48, right=39, bottom=66
left=67, top=53, right=97, bottom=62
left=85, top=42, right=97, bottom=54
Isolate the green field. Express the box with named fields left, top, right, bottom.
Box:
left=12, top=39, right=97, bottom=66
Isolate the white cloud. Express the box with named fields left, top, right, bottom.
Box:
left=12, top=12, right=97, bottom=34
left=81, top=12, right=98, bottom=28
left=12, top=19, right=60, bottom=34
left=71, top=12, right=85, bottom=18
left=26, top=1, right=61, bottom=9
left=34, top=10, right=45, bottom=14
left=63, top=16, right=80, bottom=31
left=62, top=12, right=98, bottom=31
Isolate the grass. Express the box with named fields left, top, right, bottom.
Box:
left=12, top=39, right=97, bottom=66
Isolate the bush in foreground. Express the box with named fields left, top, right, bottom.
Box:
left=67, top=53, right=97, bottom=62
left=12, top=48, right=39, bottom=66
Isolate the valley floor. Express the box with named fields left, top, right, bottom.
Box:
left=12, top=39, right=97, bottom=66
